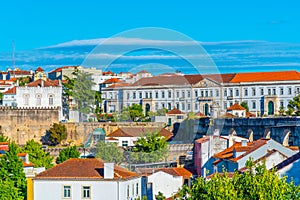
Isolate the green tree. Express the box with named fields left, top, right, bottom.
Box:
left=56, top=146, right=80, bottom=164
left=175, top=160, right=300, bottom=200
left=0, top=179, right=24, bottom=200
left=120, top=104, right=144, bottom=121
left=22, top=139, right=53, bottom=169
left=94, top=91, right=103, bottom=121
left=287, top=94, right=300, bottom=116
left=240, top=101, right=249, bottom=112
left=48, top=123, right=67, bottom=146
left=96, top=141, right=123, bottom=164
left=0, top=132, right=9, bottom=142
left=0, top=142, right=27, bottom=199
left=131, top=131, right=168, bottom=163
left=155, top=192, right=166, bottom=200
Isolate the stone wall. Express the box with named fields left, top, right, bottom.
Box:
left=0, top=107, right=60, bottom=145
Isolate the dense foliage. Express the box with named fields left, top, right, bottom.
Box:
left=48, top=123, right=67, bottom=145
left=96, top=141, right=123, bottom=164
left=0, top=142, right=27, bottom=200
left=119, top=104, right=144, bottom=121
left=287, top=94, right=300, bottom=116
left=241, top=101, right=249, bottom=112
left=22, top=139, right=53, bottom=169
left=176, top=161, right=300, bottom=200
left=56, top=146, right=80, bottom=164
left=131, top=131, right=168, bottom=163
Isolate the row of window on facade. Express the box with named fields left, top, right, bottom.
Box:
left=23, top=94, right=55, bottom=106
left=63, top=185, right=91, bottom=199
left=118, top=86, right=300, bottom=100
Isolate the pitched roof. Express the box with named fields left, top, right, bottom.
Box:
left=137, top=70, right=150, bottom=74
left=138, top=167, right=192, bottom=179
left=36, top=67, right=44, bottom=72
left=107, top=83, right=131, bottom=88
left=166, top=107, right=185, bottom=115
left=35, top=158, right=139, bottom=180
left=214, top=139, right=269, bottom=162
left=132, top=75, right=190, bottom=86
left=230, top=71, right=300, bottom=83
left=195, top=112, right=207, bottom=118
left=227, top=103, right=246, bottom=111
left=8, top=70, right=31, bottom=75
left=103, top=78, right=122, bottom=84
left=273, top=152, right=300, bottom=171
left=107, top=127, right=173, bottom=140
left=49, top=66, right=78, bottom=73
left=25, top=79, right=60, bottom=87
left=3, top=86, right=16, bottom=94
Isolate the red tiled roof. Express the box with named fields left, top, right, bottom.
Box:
left=36, top=67, right=44, bottom=72
left=246, top=111, right=256, bottom=117
left=138, top=167, right=192, bottom=179
left=3, top=86, right=16, bottom=94
left=103, top=78, right=121, bottom=84
left=107, top=83, right=131, bottom=88
left=230, top=71, right=300, bottom=83
left=107, top=127, right=173, bottom=140
left=49, top=66, right=78, bottom=73
left=18, top=153, right=27, bottom=157
left=195, top=112, right=207, bottom=117
left=35, top=158, right=139, bottom=180
left=132, top=75, right=189, bottom=86
left=214, top=139, right=269, bottom=162
left=227, top=103, right=246, bottom=111
left=25, top=79, right=60, bottom=87
left=102, top=71, right=114, bottom=75
left=8, top=70, right=31, bottom=75
left=106, top=137, right=118, bottom=141
left=166, top=107, right=185, bottom=115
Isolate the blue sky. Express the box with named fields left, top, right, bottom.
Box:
left=0, top=1, right=300, bottom=73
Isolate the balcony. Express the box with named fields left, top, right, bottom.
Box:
left=197, top=96, right=213, bottom=101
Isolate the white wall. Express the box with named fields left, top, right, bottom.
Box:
left=147, top=171, right=182, bottom=199
left=34, top=178, right=141, bottom=200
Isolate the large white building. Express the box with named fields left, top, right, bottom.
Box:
left=32, top=158, right=142, bottom=200
left=101, top=71, right=300, bottom=116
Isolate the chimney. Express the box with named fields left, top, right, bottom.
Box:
left=104, top=163, right=114, bottom=179
left=241, top=140, right=247, bottom=147
left=41, top=80, right=44, bottom=87
left=228, top=134, right=234, bottom=148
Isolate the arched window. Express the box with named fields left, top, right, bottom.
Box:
left=24, top=94, right=29, bottom=106
left=49, top=94, right=54, bottom=106
left=36, top=94, right=42, bottom=106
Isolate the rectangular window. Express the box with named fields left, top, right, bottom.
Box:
left=133, top=92, right=136, bottom=99
left=132, top=184, right=134, bottom=197
left=268, top=89, right=271, bottom=95
left=63, top=186, right=71, bottom=198
left=127, top=93, right=130, bottom=99
left=162, top=91, right=165, bottom=98
left=216, top=89, right=219, bottom=97
left=49, top=95, right=54, bottom=106
left=145, top=92, right=149, bottom=98
left=210, top=90, right=213, bottom=97
left=280, top=88, right=284, bottom=95
left=273, top=88, right=276, bottom=95
left=149, top=92, right=152, bottom=98
left=139, top=92, right=142, bottom=98
left=82, top=186, right=90, bottom=198
left=162, top=103, right=165, bottom=108
left=288, top=87, right=292, bottom=95
left=195, top=90, right=198, bottom=97
left=235, top=89, right=239, bottom=96
left=252, top=101, right=256, bottom=109
left=201, top=91, right=204, bottom=97
left=205, top=91, right=208, bottom=97
left=195, top=103, right=198, bottom=110
left=136, top=183, right=139, bottom=195
left=244, top=89, right=248, bottom=96
left=122, top=141, right=128, bottom=147
left=260, top=88, right=264, bottom=95
left=280, top=101, right=284, bottom=108
left=182, top=91, right=185, bottom=98
left=252, top=88, right=256, bottom=96
left=182, top=103, right=185, bottom=110
left=155, top=91, right=158, bottom=99
left=229, top=89, right=233, bottom=96
left=224, top=102, right=227, bottom=109
left=187, top=91, right=191, bottom=98
left=127, top=185, right=130, bottom=198
left=187, top=103, right=191, bottom=110
left=176, top=103, right=179, bottom=109
left=168, top=91, right=172, bottom=98
left=224, top=89, right=227, bottom=97
left=176, top=91, right=179, bottom=98
left=155, top=103, right=159, bottom=110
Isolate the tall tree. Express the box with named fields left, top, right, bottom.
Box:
left=287, top=94, right=300, bottom=116
left=48, top=123, right=67, bottom=146
left=56, top=146, right=80, bottom=164
left=240, top=101, right=249, bottom=112
left=94, top=91, right=103, bottom=121
left=22, top=139, right=53, bottom=169
left=119, top=104, right=144, bottom=121
left=0, top=142, right=27, bottom=199
left=96, top=141, right=123, bottom=164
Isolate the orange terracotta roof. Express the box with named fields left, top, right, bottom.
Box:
left=35, top=158, right=139, bottom=180
left=102, top=71, right=114, bottom=75
left=107, top=83, right=131, bottom=88
left=103, top=78, right=121, bottom=84
left=8, top=70, right=31, bottom=75
left=167, top=107, right=185, bottom=115
left=106, top=137, right=118, bottom=141
left=36, top=67, right=44, bottom=72
left=214, top=139, right=269, bottom=162
left=195, top=112, right=207, bottom=117
left=0, top=142, right=9, bottom=145
left=18, top=153, right=27, bottom=157
left=132, top=75, right=189, bottom=86
left=230, top=71, right=300, bottom=83
left=227, top=103, right=246, bottom=111
left=107, top=127, right=173, bottom=140
left=195, top=135, right=228, bottom=144
left=23, top=161, right=35, bottom=167
left=246, top=111, right=256, bottom=117
left=25, top=79, right=60, bottom=87
left=49, top=66, right=78, bottom=73
left=139, top=167, right=192, bottom=179
left=3, top=86, right=16, bottom=94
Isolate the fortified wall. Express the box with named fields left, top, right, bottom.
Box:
left=0, top=107, right=60, bottom=145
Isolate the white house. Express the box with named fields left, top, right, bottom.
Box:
left=33, top=158, right=142, bottom=200
left=105, top=127, right=173, bottom=147
left=2, top=86, right=17, bottom=106
left=213, top=138, right=298, bottom=173
left=138, top=167, right=192, bottom=199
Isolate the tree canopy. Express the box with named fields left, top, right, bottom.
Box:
left=96, top=141, right=123, bottom=164
left=56, top=146, right=80, bottom=164
left=0, top=142, right=27, bottom=199
left=131, top=131, right=168, bottom=163
left=119, top=104, right=144, bottom=121
left=175, top=160, right=300, bottom=200
left=22, top=139, right=53, bottom=169
left=240, top=101, right=249, bottom=112
left=287, top=94, right=300, bottom=116
left=48, top=123, right=67, bottom=146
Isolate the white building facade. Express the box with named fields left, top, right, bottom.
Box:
left=101, top=71, right=300, bottom=116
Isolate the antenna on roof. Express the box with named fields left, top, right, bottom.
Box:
left=12, top=40, right=15, bottom=70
